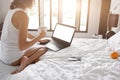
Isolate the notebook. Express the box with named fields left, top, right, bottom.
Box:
left=45, top=23, right=75, bottom=51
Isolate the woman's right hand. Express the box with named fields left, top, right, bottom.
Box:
left=38, top=30, right=46, bottom=39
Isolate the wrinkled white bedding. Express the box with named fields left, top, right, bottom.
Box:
left=0, top=38, right=120, bottom=80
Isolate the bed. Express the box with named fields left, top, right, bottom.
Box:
left=0, top=38, right=120, bottom=80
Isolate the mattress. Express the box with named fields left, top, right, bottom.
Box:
left=0, top=38, right=120, bottom=80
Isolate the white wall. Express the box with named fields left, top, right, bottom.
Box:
left=0, top=0, right=102, bottom=38
left=110, top=0, right=120, bottom=33
left=110, top=0, right=120, bottom=13
left=0, top=0, right=10, bottom=23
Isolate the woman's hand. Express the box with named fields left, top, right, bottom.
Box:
left=38, top=30, right=46, bottom=39
left=39, top=39, right=50, bottom=44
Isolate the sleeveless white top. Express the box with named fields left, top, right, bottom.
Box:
left=0, top=8, right=25, bottom=64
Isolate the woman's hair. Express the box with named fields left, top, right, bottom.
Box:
left=10, top=0, right=34, bottom=9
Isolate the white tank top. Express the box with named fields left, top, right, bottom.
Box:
left=0, top=8, right=26, bottom=64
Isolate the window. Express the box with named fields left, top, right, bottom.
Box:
left=28, top=0, right=90, bottom=32
left=28, top=0, right=39, bottom=30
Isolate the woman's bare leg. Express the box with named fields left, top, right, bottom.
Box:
left=11, top=46, right=43, bottom=66
left=28, top=47, right=47, bottom=64
left=11, top=47, right=47, bottom=74
left=11, top=56, right=29, bottom=74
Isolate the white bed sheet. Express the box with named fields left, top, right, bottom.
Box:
left=0, top=38, right=120, bottom=80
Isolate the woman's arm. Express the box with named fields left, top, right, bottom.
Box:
left=27, top=33, right=35, bottom=39
left=27, top=32, right=50, bottom=44
left=12, top=11, right=45, bottom=51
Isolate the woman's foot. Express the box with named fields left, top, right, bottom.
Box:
left=11, top=56, right=29, bottom=74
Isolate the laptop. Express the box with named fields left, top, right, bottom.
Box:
left=45, top=23, right=76, bottom=51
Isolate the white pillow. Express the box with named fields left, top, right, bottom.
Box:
left=107, top=31, right=120, bottom=51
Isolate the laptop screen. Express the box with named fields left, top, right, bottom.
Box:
left=52, top=24, right=75, bottom=43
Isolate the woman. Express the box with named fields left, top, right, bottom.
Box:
left=0, top=0, right=49, bottom=74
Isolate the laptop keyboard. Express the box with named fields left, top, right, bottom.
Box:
left=45, top=38, right=67, bottom=51
left=46, top=43, right=59, bottom=51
